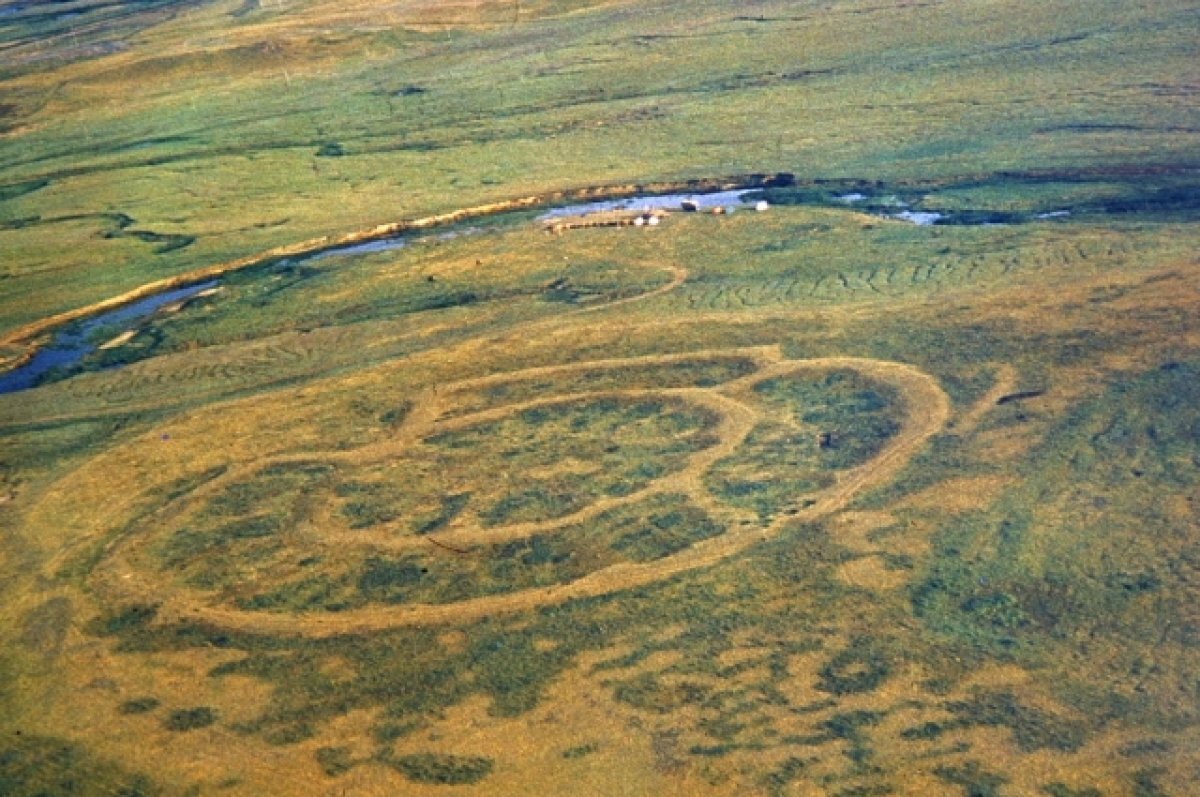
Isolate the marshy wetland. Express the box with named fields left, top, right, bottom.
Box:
left=1, top=1, right=1198, bottom=795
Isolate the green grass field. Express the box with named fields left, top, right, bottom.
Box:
left=1, top=1, right=1197, bottom=795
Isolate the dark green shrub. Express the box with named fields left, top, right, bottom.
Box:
left=315, top=746, right=355, bottom=776
left=118, top=697, right=161, bottom=715
left=163, top=706, right=217, bottom=731
left=816, top=639, right=892, bottom=695
left=388, top=753, right=493, bottom=784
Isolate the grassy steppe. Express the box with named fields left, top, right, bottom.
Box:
left=1, top=1, right=1198, bottom=796
left=0, top=0, right=1195, bottom=330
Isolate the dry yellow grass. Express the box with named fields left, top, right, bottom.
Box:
left=1, top=1, right=1197, bottom=795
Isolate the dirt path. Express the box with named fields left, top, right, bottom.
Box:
left=952, top=363, right=1019, bottom=434
left=87, top=348, right=949, bottom=637
left=581, top=262, right=690, bottom=313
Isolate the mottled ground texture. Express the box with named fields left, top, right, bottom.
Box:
left=1, top=1, right=1197, bottom=795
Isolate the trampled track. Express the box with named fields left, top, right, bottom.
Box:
left=57, top=346, right=950, bottom=637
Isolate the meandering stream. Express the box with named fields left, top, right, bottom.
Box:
left=0, top=281, right=216, bottom=393
left=4, top=167, right=1180, bottom=394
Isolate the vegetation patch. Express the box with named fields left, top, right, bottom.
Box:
left=163, top=706, right=218, bottom=732
left=910, top=359, right=1200, bottom=728
left=385, top=753, right=494, bottom=785
left=933, top=761, right=1007, bottom=797
left=947, top=691, right=1087, bottom=753
left=118, top=696, right=161, bottom=715
left=0, top=733, right=161, bottom=797
left=816, top=637, right=893, bottom=696
left=1042, top=784, right=1102, bottom=797
left=562, top=742, right=599, bottom=759
left=428, top=395, right=719, bottom=526
left=241, top=494, right=724, bottom=610
left=706, top=369, right=902, bottom=520
left=315, top=746, right=356, bottom=777
left=87, top=604, right=159, bottom=636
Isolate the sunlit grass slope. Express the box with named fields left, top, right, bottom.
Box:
left=0, top=0, right=1196, bottom=328
left=0, top=1, right=1197, bottom=796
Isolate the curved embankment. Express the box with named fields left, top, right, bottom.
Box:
left=85, top=347, right=950, bottom=637
left=0, top=173, right=793, bottom=366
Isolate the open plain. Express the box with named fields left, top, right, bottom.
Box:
left=1, top=1, right=1198, bottom=795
